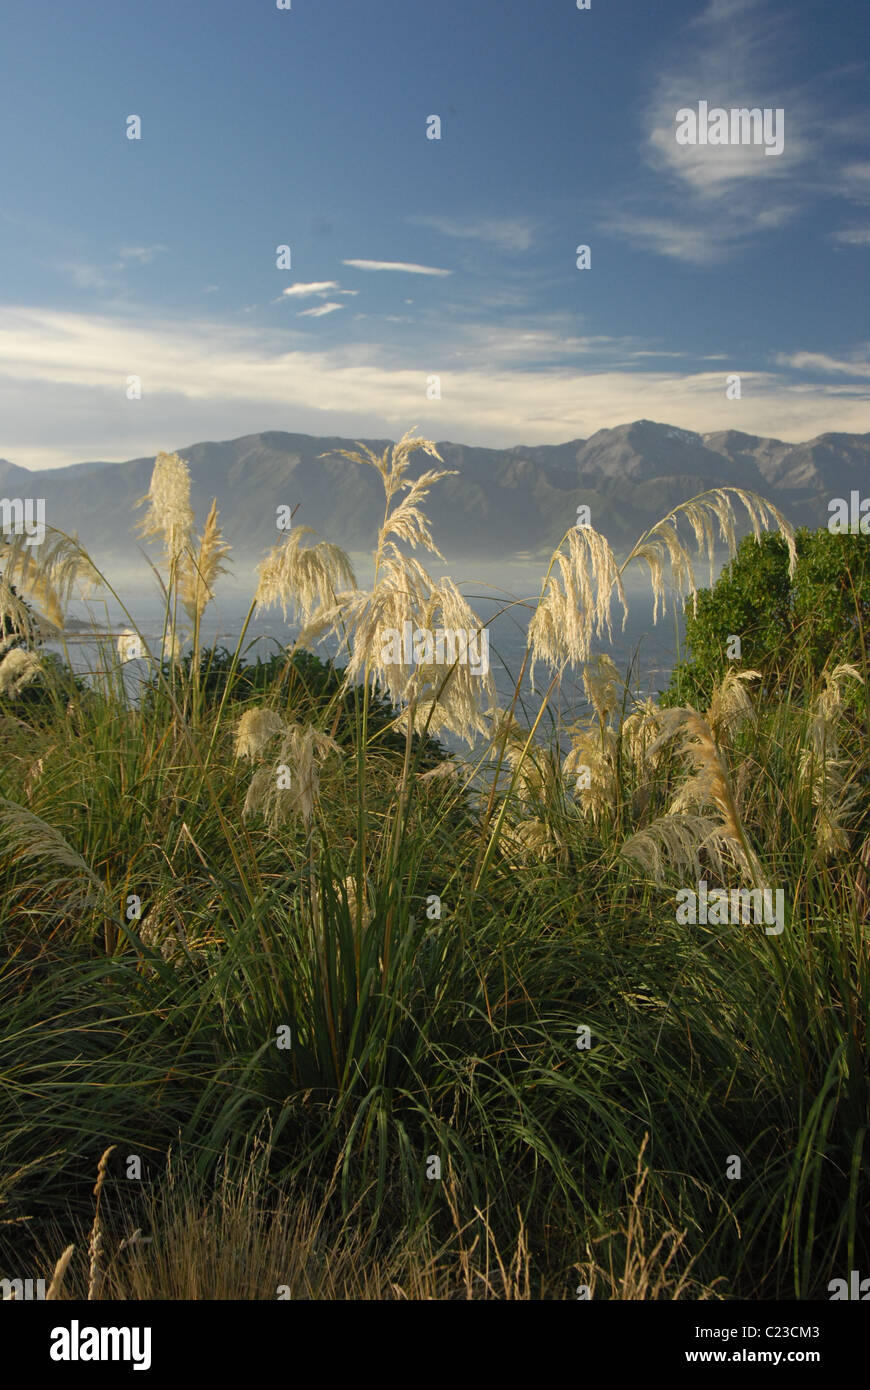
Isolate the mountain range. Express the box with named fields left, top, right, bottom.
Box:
left=1, top=419, right=865, bottom=569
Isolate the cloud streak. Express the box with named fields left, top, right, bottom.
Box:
left=1, top=306, right=868, bottom=470
left=407, top=215, right=535, bottom=253
left=279, top=281, right=342, bottom=298
left=829, top=227, right=870, bottom=246
left=342, top=259, right=452, bottom=276
left=297, top=302, right=344, bottom=318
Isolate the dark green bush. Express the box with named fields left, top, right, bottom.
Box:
left=666, top=528, right=870, bottom=706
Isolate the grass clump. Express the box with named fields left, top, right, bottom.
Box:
left=0, top=431, right=866, bottom=1299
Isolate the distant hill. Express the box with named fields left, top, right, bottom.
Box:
left=1, top=420, right=866, bottom=568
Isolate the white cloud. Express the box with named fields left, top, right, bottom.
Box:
left=279, top=281, right=341, bottom=298
left=628, top=350, right=690, bottom=359
left=0, top=306, right=868, bottom=470
left=448, top=323, right=616, bottom=365
left=297, top=302, right=344, bottom=318
left=647, top=109, right=805, bottom=198
left=342, top=259, right=452, bottom=276
left=775, top=349, right=870, bottom=379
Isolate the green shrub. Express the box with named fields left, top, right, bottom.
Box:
left=666, top=528, right=870, bottom=706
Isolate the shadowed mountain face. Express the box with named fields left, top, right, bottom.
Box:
left=2, top=420, right=866, bottom=566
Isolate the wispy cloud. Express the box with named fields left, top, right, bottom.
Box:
left=835, top=161, right=870, bottom=205
left=599, top=214, right=736, bottom=265
left=342, top=259, right=452, bottom=276
left=279, top=281, right=341, bottom=298
left=63, top=244, right=168, bottom=290
left=605, top=0, right=820, bottom=263
left=408, top=215, right=535, bottom=252
left=297, top=301, right=344, bottom=318
left=116, top=245, right=167, bottom=266
left=448, top=322, right=617, bottom=366
left=276, top=281, right=358, bottom=306
left=775, top=348, right=870, bottom=379
left=829, top=227, right=870, bottom=247
left=628, top=350, right=690, bottom=359
left=64, top=263, right=112, bottom=289
left=1, top=306, right=867, bottom=470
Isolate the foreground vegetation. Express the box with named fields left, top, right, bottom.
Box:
left=1, top=433, right=867, bottom=1299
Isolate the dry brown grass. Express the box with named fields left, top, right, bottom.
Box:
left=24, top=1141, right=724, bottom=1301
left=573, top=1137, right=724, bottom=1301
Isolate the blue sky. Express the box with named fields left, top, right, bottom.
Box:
left=1, top=0, right=869, bottom=469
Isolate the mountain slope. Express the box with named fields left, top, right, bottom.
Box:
left=2, top=420, right=865, bottom=566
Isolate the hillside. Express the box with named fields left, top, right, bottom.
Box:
left=2, top=419, right=865, bottom=566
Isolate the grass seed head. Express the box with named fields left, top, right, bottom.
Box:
left=135, top=451, right=195, bottom=567
left=0, top=646, right=42, bottom=697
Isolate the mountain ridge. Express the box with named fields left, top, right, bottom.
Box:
left=1, top=420, right=866, bottom=564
